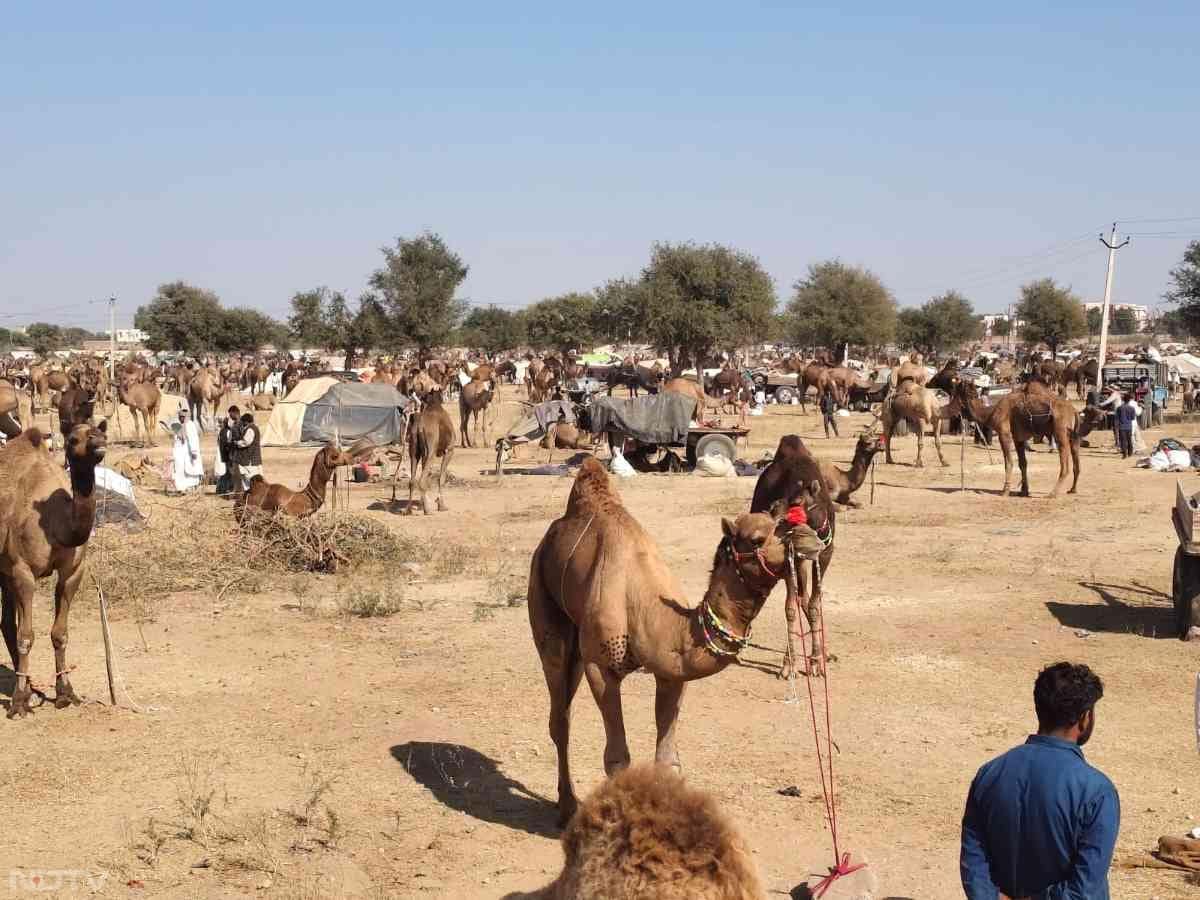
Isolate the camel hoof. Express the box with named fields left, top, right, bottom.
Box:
left=7, top=687, right=34, bottom=719
left=913, top=461, right=924, bottom=469
left=54, top=684, right=82, bottom=708
left=435, top=498, right=447, bottom=512
left=939, top=461, right=950, bottom=468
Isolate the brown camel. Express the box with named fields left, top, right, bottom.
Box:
left=820, top=431, right=884, bottom=508
left=458, top=380, right=494, bottom=448
left=750, top=435, right=836, bottom=678
left=0, top=421, right=108, bottom=717
left=248, top=393, right=276, bottom=412
left=800, top=362, right=834, bottom=412
left=116, top=372, right=162, bottom=447
left=989, top=380, right=1082, bottom=497
left=882, top=379, right=948, bottom=467
left=528, top=457, right=823, bottom=824
left=406, top=391, right=455, bottom=514
left=662, top=377, right=704, bottom=417
left=890, top=354, right=929, bottom=388
left=0, top=378, right=32, bottom=440
left=507, top=763, right=765, bottom=900
left=187, top=367, right=225, bottom=428
left=238, top=441, right=371, bottom=519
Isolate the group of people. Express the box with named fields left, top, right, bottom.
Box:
left=1094, top=383, right=1146, bottom=459
left=170, top=404, right=262, bottom=494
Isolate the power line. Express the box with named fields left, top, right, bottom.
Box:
left=1116, top=215, right=1200, bottom=225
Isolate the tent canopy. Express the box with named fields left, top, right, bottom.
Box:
left=262, top=378, right=410, bottom=447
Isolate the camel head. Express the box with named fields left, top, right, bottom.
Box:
left=856, top=430, right=885, bottom=454
left=65, top=420, right=107, bottom=466
left=1078, top=406, right=1106, bottom=437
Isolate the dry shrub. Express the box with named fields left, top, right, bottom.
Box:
left=87, top=495, right=430, bottom=613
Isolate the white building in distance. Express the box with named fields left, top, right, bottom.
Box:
left=107, top=327, right=149, bottom=344
left=1083, top=302, right=1149, bottom=328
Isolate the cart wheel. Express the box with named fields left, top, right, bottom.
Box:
left=1173, top=548, right=1200, bottom=640
left=692, top=433, right=737, bottom=468
left=775, top=385, right=795, bottom=404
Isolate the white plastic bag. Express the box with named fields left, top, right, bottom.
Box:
left=610, top=451, right=636, bottom=478
left=695, top=454, right=735, bottom=477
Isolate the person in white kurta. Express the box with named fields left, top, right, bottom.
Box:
left=172, top=408, right=204, bottom=493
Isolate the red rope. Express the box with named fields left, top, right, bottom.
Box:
left=794, top=555, right=864, bottom=896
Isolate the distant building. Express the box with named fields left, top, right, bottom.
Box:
left=982, top=314, right=1024, bottom=336
left=107, top=327, right=149, bottom=344
left=1083, top=302, right=1148, bottom=329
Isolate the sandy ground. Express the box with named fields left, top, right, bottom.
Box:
left=4, top=385, right=1199, bottom=899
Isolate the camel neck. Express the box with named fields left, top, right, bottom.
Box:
left=845, top=446, right=877, bottom=491
left=63, top=459, right=99, bottom=547
left=302, top=455, right=334, bottom=511
left=678, top=565, right=771, bottom=678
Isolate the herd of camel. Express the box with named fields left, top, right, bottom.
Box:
left=0, top=339, right=1133, bottom=897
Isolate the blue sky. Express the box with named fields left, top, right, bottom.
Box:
left=2, top=2, right=1197, bottom=332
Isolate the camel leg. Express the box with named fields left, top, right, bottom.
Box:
left=883, top=414, right=896, bottom=465
left=1068, top=433, right=1081, bottom=494
left=529, top=567, right=585, bottom=826
left=435, top=447, right=454, bottom=512
left=407, top=456, right=423, bottom=515
left=653, top=676, right=686, bottom=771
left=913, top=420, right=925, bottom=468
left=780, top=588, right=806, bottom=680
left=999, top=432, right=1015, bottom=496
left=50, top=563, right=85, bottom=708
left=583, top=662, right=631, bottom=776
left=1050, top=429, right=1072, bottom=498
left=934, top=419, right=948, bottom=467
left=4, top=565, right=37, bottom=718
left=1016, top=440, right=1031, bottom=497
left=805, top=556, right=832, bottom=676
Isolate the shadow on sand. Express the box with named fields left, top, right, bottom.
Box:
left=391, top=741, right=559, bottom=839
left=1044, top=581, right=1176, bottom=639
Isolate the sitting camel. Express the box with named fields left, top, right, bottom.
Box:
left=507, top=763, right=765, bottom=900
left=750, top=435, right=837, bottom=678
left=407, top=391, right=455, bottom=514
left=528, top=457, right=824, bottom=824
left=881, top=379, right=948, bottom=467
left=237, top=441, right=372, bottom=519
left=0, top=378, right=32, bottom=440
left=819, top=431, right=884, bottom=508
left=0, top=421, right=108, bottom=717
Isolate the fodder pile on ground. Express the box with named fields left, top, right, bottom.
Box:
left=84, top=494, right=430, bottom=615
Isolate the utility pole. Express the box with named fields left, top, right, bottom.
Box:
left=1094, top=224, right=1130, bottom=392
left=107, top=297, right=116, bottom=385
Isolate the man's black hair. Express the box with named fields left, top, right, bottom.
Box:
left=240, top=412, right=254, bottom=425
left=1034, top=662, right=1103, bottom=732
left=228, top=405, right=241, bottom=415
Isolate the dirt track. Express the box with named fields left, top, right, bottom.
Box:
left=4, top=386, right=1198, bottom=898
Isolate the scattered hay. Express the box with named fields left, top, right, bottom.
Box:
left=85, top=495, right=432, bottom=613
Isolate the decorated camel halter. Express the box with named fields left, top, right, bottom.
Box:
left=696, top=599, right=751, bottom=657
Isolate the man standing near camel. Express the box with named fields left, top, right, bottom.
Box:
left=960, top=662, right=1119, bottom=899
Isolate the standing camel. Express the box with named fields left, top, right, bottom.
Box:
left=750, top=435, right=836, bottom=677
left=188, top=368, right=225, bottom=429
left=528, top=457, right=823, bottom=824
left=990, top=381, right=1082, bottom=497
left=406, top=391, right=455, bottom=514
left=459, top=380, right=494, bottom=448
left=881, top=379, right=948, bottom=467
left=116, top=372, right=162, bottom=447
left=0, top=421, right=108, bottom=717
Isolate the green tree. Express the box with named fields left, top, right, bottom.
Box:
left=288, top=288, right=334, bottom=349
left=592, top=278, right=648, bottom=345
left=25, top=322, right=63, bottom=356
left=991, top=316, right=1012, bottom=337
left=134, top=281, right=226, bottom=352
left=786, top=260, right=896, bottom=353
left=1147, top=308, right=1190, bottom=338
left=0, top=327, right=12, bottom=351
left=524, top=293, right=597, bottom=355
left=640, top=242, right=775, bottom=373
left=896, top=307, right=934, bottom=353
left=369, top=231, right=469, bottom=351
left=60, top=327, right=104, bottom=346
left=1111, top=307, right=1138, bottom=335
left=1165, top=241, right=1200, bottom=335
left=1015, top=278, right=1086, bottom=356
left=459, top=306, right=525, bottom=353
left=895, top=291, right=981, bottom=354
left=217, top=308, right=285, bottom=352
left=1086, top=306, right=1103, bottom=336
left=325, top=292, right=384, bottom=369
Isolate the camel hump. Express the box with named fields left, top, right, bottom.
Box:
left=567, top=457, right=620, bottom=516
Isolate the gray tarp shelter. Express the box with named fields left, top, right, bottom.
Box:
left=262, top=379, right=411, bottom=446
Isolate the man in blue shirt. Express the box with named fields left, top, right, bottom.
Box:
left=960, top=662, right=1120, bottom=899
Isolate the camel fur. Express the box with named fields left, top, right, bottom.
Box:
left=459, top=380, right=494, bottom=448
left=0, top=422, right=107, bottom=717
left=820, top=432, right=884, bottom=508
left=237, top=441, right=371, bottom=519
left=528, top=457, right=822, bottom=825
left=750, top=436, right=836, bottom=678
left=406, top=391, right=455, bottom=514
left=882, top=379, right=948, bottom=467
left=508, top=763, right=765, bottom=900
